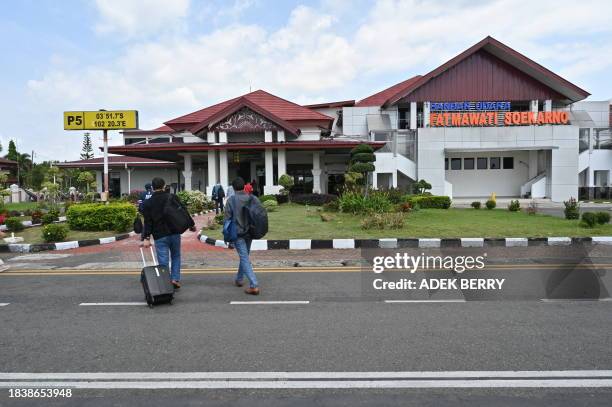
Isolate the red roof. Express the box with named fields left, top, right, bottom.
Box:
left=357, top=36, right=590, bottom=108
left=355, top=76, right=421, bottom=107
left=165, top=90, right=333, bottom=127
left=57, top=156, right=177, bottom=168
left=0, top=157, right=18, bottom=166
left=122, top=124, right=174, bottom=136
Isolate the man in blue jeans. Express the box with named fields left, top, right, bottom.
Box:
left=225, top=177, right=261, bottom=295
left=141, top=177, right=195, bottom=289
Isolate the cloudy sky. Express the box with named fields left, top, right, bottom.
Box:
left=1, top=0, right=611, bottom=161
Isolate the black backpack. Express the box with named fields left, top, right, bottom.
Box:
left=163, top=194, right=194, bottom=234
left=243, top=195, right=268, bottom=239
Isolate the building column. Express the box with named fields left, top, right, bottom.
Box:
left=392, top=171, right=398, bottom=188
left=207, top=150, right=217, bottom=195
left=372, top=172, right=378, bottom=190
left=530, top=100, right=539, bottom=116
left=219, top=131, right=228, bottom=144
left=126, top=167, right=134, bottom=193
left=544, top=100, right=552, bottom=112
left=207, top=131, right=216, bottom=143
left=265, top=130, right=273, bottom=143
left=410, top=101, right=417, bottom=130
left=312, top=151, right=322, bottom=194
left=182, top=153, right=193, bottom=191
left=250, top=161, right=257, bottom=183
left=264, top=148, right=275, bottom=195
left=219, top=149, right=229, bottom=189
left=277, top=148, right=287, bottom=177
left=423, top=101, right=430, bottom=128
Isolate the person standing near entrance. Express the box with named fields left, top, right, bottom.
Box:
left=212, top=182, right=225, bottom=214
left=141, top=177, right=196, bottom=289
left=225, top=177, right=263, bottom=295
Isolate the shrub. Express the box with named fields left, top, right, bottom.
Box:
left=42, top=224, right=69, bottom=242
left=214, top=213, right=224, bottom=225
left=5, top=217, right=24, bottom=232
left=275, top=194, right=289, bottom=204
left=41, top=213, right=57, bottom=225
left=24, top=209, right=33, bottom=216
left=580, top=212, right=597, bottom=228
left=563, top=197, right=580, bottom=220
left=48, top=206, right=61, bottom=219
left=398, top=202, right=412, bottom=212
left=259, top=195, right=277, bottom=204
left=8, top=210, right=21, bottom=217
left=385, top=188, right=405, bottom=204
left=291, top=193, right=337, bottom=206
left=31, top=210, right=43, bottom=224
left=176, top=190, right=209, bottom=214
left=405, top=195, right=451, bottom=209
left=360, top=213, right=405, bottom=230
left=471, top=201, right=481, bottom=209
left=413, top=179, right=432, bottom=195
left=201, top=217, right=219, bottom=231
left=322, top=199, right=340, bottom=212
left=263, top=199, right=278, bottom=212
left=338, top=191, right=392, bottom=214
left=67, top=202, right=136, bottom=232
left=595, top=211, right=611, bottom=225
left=278, top=174, right=294, bottom=195
left=485, top=199, right=496, bottom=210
left=508, top=200, right=521, bottom=212
left=36, top=201, right=49, bottom=210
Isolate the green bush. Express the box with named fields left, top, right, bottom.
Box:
left=41, top=213, right=57, bottom=225
left=485, top=199, right=496, bottom=210
left=263, top=199, right=278, bottom=212
left=471, top=201, right=481, bottom=209
left=338, top=191, right=392, bottom=214
left=595, top=211, right=611, bottom=225
left=31, top=210, right=43, bottom=224
left=5, top=217, right=24, bottom=232
left=322, top=199, right=339, bottom=212
left=259, top=195, right=278, bottom=204
left=278, top=174, right=294, bottom=195
left=384, top=188, right=404, bottom=204
left=405, top=195, right=451, bottom=209
left=42, top=224, right=69, bottom=242
left=580, top=212, right=597, bottom=228
left=508, top=200, right=521, bottom=212
left=360, top=213, right=405, bottom=230
left=176, top=190, right=209, bottom=214
left=67, top=202, right=136, bottom=232
left=214, top=213, right=224, bottom=225
left=563, top=197, right=580, bottom=220
left=290, top=193, right=337, bottom=206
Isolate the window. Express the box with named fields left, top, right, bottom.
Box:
left=490, top=157, right=501, bottom=169
left=463, top=158, right=475, bottom=170
left=450, top=158, right=461, bottom=170
left=445, top=158, right=449, bottom=170
left=503, top=157, right=514, bottom=169
left=477, top=157, right=488, bottom=169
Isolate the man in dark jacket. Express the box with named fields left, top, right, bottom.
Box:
left=225, top=177, right=262, bottom=295
left=212, top=182, right=225, bottom=214
left=141, top=177, right=196, bottom=289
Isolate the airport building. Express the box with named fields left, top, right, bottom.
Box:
left=60, top=37, right=611, bottom=201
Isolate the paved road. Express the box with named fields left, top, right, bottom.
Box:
left=1, top=265, right=612, bottom=406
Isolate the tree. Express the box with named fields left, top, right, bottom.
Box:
left=80, top=132, right=94, bottom=160
left=77, top=171, right=95, bottom=192
left=348, top=144, right=376, bottom=195
left=278, top=174, right=294, bottom=195
left=413, top=179, right=432, bottom=195
left=16, top=152, right=31, bottom=186
left=6, top=140, right=18, bottom=162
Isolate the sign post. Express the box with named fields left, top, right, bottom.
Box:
left=64, top=110, right=138, bottom=202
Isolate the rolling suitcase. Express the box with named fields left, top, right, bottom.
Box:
left=140, top=247, right=174, bottom=307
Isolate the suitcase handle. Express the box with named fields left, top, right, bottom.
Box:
left=140, top=246, right=158, bottom=267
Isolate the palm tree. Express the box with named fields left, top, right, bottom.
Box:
left=16, top=153, right=32, bottom=187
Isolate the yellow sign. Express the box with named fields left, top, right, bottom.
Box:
left=64, top=110, right=138, bottom=130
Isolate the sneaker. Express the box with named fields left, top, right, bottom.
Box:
left=234, top=279, right=244, bottom=287
left=245, top=287, right=260, bottom=295
left=172, top=280, right=182, bottom=289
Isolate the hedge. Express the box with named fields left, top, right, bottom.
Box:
left=290, top=193, right=337, bottom=206
left=404, top=195, right=451, bottom=209
left=42, top=224, right=69, bottom=242
left=67, top=203, right=137, bottom=232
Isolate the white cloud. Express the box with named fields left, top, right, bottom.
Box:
left=94, top=0, right=190, bottom=37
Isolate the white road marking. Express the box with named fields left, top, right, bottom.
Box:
left=230, top=301, right=310, bottom=305
left=2, top=370, right=612, bottom=380
left=540, top=298, right=612, bottom=303
left=78, top=302, right=147, bottom=306
left=385, top=299, right=465, bottom=303
left=0, top=303, right=9, bottom=307
left=1, top=379, right=611, bottom=389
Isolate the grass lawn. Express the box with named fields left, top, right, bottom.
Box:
left=203, top=204, right=612, bottom=239
left=5, top=202, right=39, bottom=211
left=7, top=226, right=120, bottom=244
